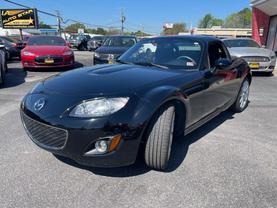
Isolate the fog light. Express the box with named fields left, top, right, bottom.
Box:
left=95, top=140, right=109, bottom=153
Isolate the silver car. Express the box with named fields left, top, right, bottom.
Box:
left=223, top=38, right=276, bottom=74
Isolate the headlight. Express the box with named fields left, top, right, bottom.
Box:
left=63, top=50, right=73, bottom=56
left=271, top=55, right=276, bottom=60
left=69, top=97, right=129, bottom=118
left=23, top=51, right=35, bottom=56
left=94, top=52, right=100, bottom=58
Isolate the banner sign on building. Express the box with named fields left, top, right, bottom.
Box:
left=0, top=9, right=38, bottom=29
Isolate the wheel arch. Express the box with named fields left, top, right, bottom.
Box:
left=136, top=86, right=190, bottom=144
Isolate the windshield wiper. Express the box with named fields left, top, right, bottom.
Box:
left=134, top=62, right=169, bottom=69
left=116, top=59, right=134, bottom=65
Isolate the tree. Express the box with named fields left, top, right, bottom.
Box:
left=39, top=21, right=52, bottom=29
left=163, top=23, right=186, bottom=35
left=198, top=14, right=213, bottom=28
left=64, top=23, right=86, bottom=33
left=224, top=8, right=252, bottom=28
left=198, top=14, right=224, bottom=28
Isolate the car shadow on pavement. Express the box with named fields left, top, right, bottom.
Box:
left=0, top=67, right=27, bottom=89
left=54, top=111, right=235, bottom=177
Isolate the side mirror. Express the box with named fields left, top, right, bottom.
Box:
left=215, top=58, right=232, bottom=70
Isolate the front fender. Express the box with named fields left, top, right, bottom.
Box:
left=131, top=86, right=191, bottom=132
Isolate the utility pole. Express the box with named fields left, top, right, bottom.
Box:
left=120, top=10, right=126, bottom=35
left=140, top=24, right=144, bottom=36
left=55, top=10, right=62, bottom=36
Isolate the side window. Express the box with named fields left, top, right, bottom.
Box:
left=208, top=42, right=227, bottom=68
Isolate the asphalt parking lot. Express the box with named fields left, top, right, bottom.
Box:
left=0, top=51, right=277, bottom=208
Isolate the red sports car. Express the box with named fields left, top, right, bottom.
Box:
left=21, top=36, right=75, bottom=70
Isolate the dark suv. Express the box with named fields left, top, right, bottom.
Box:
left=0, top=36, right=23, bottom=60
left=93, top=36, right=137, bottom=64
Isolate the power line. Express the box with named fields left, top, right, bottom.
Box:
left=2, top=0, right=120, bottom=29
left=3, top=0, right=58, bottom=18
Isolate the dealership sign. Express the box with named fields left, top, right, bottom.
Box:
left=0, top=9, right=38, bottom=29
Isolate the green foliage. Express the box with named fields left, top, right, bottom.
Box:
left=39, top=21, right=52, bottom=29
left=198, top=14, right=224, bottom=28
left=64, top=23, right=86, bottom=33
left=163, top=23, right=186, bottom=35
left=198, top=8, right=251, bottom=29
left=224, top=8, right=252, bottom=28
left=125, top=30, right=150, bottom=37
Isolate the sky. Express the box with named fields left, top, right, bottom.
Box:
left=1, top=0, right=251, bottom=34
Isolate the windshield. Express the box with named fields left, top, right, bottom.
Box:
left=224, top=39, right=260, bottom=48
left=1, top=36, right=17, bottom=43
left=103, top=37, right=136, bottom=47
left=119, top=37, right=203, bottom=70
left=93, top=36, right=103, bottom=41
left=28, top=36, right=66, bottom=46
left=69, top=35, right=79, bottom=40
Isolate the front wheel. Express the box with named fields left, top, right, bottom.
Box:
left=144, top=104, right=175, bottom=170
left=231, top=79, right=250, bottom=112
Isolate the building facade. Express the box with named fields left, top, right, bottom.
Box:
left=251, top=0, right=277, bottom=51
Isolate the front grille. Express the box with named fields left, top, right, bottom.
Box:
left=21, top=112, right=68, bottom=150
left=35, top=56, right=64, bottom=63
left=242, top=56, right=270, bottom=62
left=98, top=53, right=110, bottom=60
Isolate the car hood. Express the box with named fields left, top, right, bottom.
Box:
left=42, top=64, right=182, bottom=96
left=228, top=47, right=274, bottom=57
left=23, top=46, right=69, bottom=55
left=95, top=46, right=129, bottom=55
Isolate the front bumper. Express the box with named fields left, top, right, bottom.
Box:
left=94, top=57, right=109, bottom=65
left=22, top=55, right=75, bottom=69
left=247, top=60, right=276, bottom=72
left=20, top=105, right=144, bottom=168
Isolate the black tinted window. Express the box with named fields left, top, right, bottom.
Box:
left=224, top=39, right=260, bottom=48
left=28, top=36, right=66, bottom=46
left=119, top=37, right=203, bottom=70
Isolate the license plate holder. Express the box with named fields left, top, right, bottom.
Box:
left=249, top=62, right=260, bottom=69
left=44, top=58, right=54, bottom=64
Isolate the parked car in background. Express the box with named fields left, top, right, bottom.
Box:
left=0, top=36, right=23, bottom=60
left=68, top=34, right=91, bottom=51
left=20, top=36, right=251, bottom=170
left=0, top=42, right=7, bottom=85
left=93, top=35, right=137, bottom=64
left=22, top=36, right=31, bottom=48
left=223, top=38, right=276, bottom=74
left=21, top=36, right=75, bottom=70
left=87, top=36, right=105, bottom=51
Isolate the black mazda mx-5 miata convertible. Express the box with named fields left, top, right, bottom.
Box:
left=21, top=36, right=251, bottom=170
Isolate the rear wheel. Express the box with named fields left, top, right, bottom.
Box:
left=231, top=79, right=250, bottom=112
left=6, top=51, right=11, bottom=61
left=144, top=104, right=175, bottom=170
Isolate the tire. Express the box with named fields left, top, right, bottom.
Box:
left=78, top=44, right=85, bottom=51
left=231, top=79, right=250, bottom=112
left=6, top=51, right=11, bottom=61
left=2, top=55, right=8, bottom=73
left=0, top=64, right=5, bottom=86
left=144, top=104, right=175, bottom=170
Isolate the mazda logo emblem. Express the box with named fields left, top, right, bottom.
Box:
left=34, top=98, right=46, bottom=111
